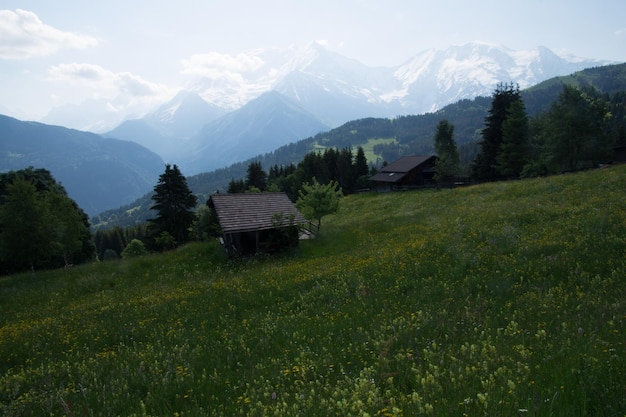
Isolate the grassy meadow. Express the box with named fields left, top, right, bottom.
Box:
left=1, top=166, right=625, bottom=416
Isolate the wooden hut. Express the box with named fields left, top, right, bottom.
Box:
left=369, top=155, right=437, bottom=192
left=208, top=192, right=308, bottom=256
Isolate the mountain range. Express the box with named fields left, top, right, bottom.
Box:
left=2, top=43, right=620, bottom=218
left=101, top=42, right=610, bottom=174
left=0, top=115, right=164, bottom=216
left=90, top=61, right=626, bottom=229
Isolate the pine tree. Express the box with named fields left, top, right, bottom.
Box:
left=245, top=161, right=267, bottom=191
left=496, top=100, right=530, bottom=177
left=543, top=85, right=610, bottom=172
left=227, top=178, right=246, bottom=193
left=354, top=146, right=369, bottom=178
left=433, top=119, right=461, bottom=184
left=354, top=146, right=370, bottom=189
left=149, top=164, right=197, bottom=247
left=471, top=83, right=522, bottom=180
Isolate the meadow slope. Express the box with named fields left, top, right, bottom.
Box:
left=1, top=166, right=625, bottom=416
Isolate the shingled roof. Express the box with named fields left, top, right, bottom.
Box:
left=370, top=155, right=437, bottom=183
left=208, top=192, right=307, bottom=234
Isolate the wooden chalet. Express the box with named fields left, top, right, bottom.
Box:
left=370, top=155, right=437, bottom=192
left=208, top=192, right=308, bottom=256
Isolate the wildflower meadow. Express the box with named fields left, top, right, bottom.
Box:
left=1, top=165, right=625, bottom=416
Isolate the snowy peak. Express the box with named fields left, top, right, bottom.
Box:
left=183, top=41, right=609, bottom=124
left=143, top=90, right=225, bottom=138
left=388, top=42, right=609, bottom=112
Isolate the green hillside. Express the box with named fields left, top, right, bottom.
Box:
left=90, top=63, right=626, bottom=230
left=2, top=166, right=625, bottom=416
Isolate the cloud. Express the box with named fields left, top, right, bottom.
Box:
left=48, top=63, right=172, bottom=99
left=48, top=63, right=116, bottom=95
left=615, top=28, right=626, bottom=36
left=46, top=62, right=176, bottom=125
left=0, top=9, right=98, bottom=59
left=180, top=51, right=265, bottom=78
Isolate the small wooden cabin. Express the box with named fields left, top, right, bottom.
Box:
left=370, top=155, right=437, bottom=192
left=208, top=192, right=308, bottom=256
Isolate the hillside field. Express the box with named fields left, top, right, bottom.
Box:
left=1, top=166, right=625, bottom=416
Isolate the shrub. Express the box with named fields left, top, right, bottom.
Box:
left=120, top=239, right=147, bottom=258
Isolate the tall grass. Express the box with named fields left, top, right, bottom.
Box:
left=1, top=166, right=625, bottom=416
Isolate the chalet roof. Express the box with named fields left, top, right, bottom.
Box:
left=369, top=171, right=408, bottom=183
left=208, top=192, right=307, bottom=234
left=370, top=155, right=436, bottom=183
left=380, top=155, right=436, bottom=173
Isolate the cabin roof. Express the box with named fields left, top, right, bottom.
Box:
left=380, top=155, right=436, bottom=173
left=370, top=155, right=437, bottom=183
left=208, top=192, right=307, bottom=234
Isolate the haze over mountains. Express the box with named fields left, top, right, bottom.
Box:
left=1, top=42, right=618, bottom=216
left=0, top=114, right=164, bottom=215
left=101, top=42, right=610, bottom=175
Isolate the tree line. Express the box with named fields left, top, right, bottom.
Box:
left=3, top=80, right=624, bottom=273
left=469, top=82, right=622, bottom=181
left=226, top=146, right=371, bottom=200
left=0, top=168, right=94, bottom=274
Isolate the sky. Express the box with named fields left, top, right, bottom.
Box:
left=1, top=0, right=625, bottom=126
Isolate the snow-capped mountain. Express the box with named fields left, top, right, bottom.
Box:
left=186, top=41, right=609, bottom=126
left=104, top=91, right=225, bottom=161
left=102, top=41, right=610, bottom=173
left=388, top=42, right=604, bottom=113
left=144, top=90, right=226, bottom=138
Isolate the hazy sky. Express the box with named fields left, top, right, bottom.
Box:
left=1, top=0, right=625, bottom=122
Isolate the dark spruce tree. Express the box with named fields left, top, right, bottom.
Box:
left=471, top=83, right=523, bottom=180
left=148, top=164, right=197, bottom=249
left=495, top=99, right=530, bottom=177
left=227, top=178, right=246, bottom=193
left=245, top=161, right=268, bottom=191
left=354, top=146, right=370, bottom=189
left=543, top=85, right=611, bottom=172
left=433, top=119, right=461, bottom=184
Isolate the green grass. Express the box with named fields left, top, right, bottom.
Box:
left=359, top=138, right=397, bottom=164
left=1, top=166, right=625, bottom=416
left=313, top=137, right=397, bottom=164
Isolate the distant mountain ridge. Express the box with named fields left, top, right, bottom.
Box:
left=181, top=91, right=329, bottom=174
left=100, top=42, right=610, bottom=174
left=90, top=62, right=626, bottom=230
left=0, top=115, right=164, bottom=216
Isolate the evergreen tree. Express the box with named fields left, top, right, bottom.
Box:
left=543, top=85, right=610, bottom=172
left=496, top=100, right=530, bottom=177
left=299, top=152, right=328, bottom=184
left=354, top=146, right=370, bottom=189
left=337, top=148, right=355, bottom=193
left=227, top=178, right=246, bottom=193
left=471, top=83, right=522, bottom=180
left=433, top=120, right=461, bottom=183
left=245, top=161, right=267, bottom=191
left=149, top=164, right=197, bottom=247
left=354, top=146, right=369, bottom=178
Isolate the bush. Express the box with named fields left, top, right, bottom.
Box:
left=102, top=249, right=119, bottom=261
left=121, top=239, right=147, bottom=258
